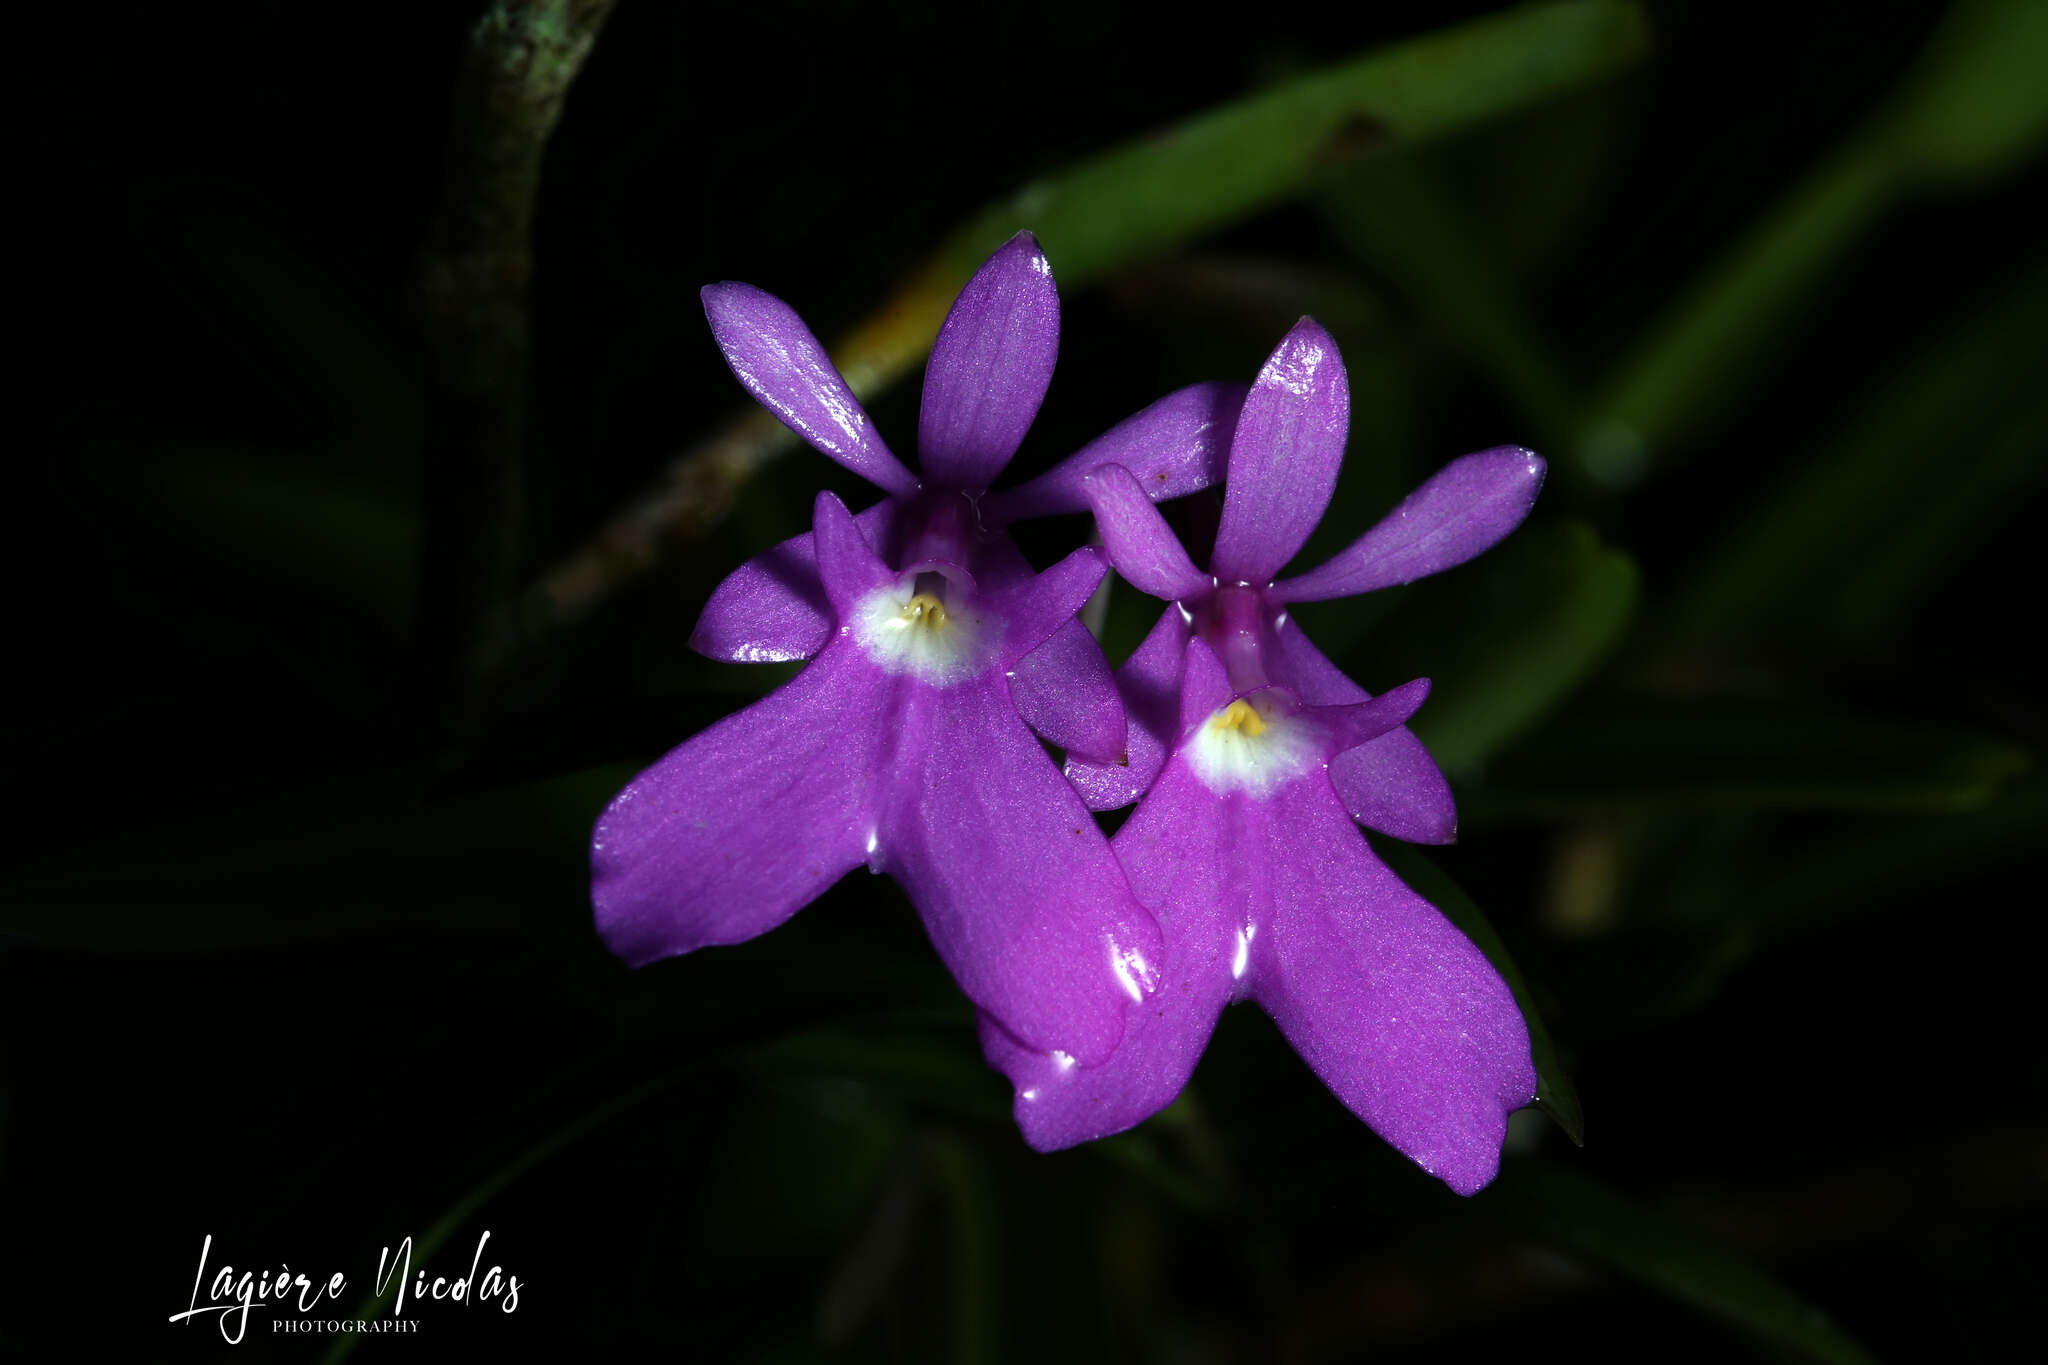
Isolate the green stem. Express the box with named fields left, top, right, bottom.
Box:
left=415, top=0, right=615, bottom=736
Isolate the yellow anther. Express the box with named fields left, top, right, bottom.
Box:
left=1211, top=699, right=1266, bottom=737
left=902, top=592, right=949, bottom=630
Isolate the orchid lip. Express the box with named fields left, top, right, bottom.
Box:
left=849, top=577, right=997, bottom=685
left=1184, top=687, right=1321, bottom=797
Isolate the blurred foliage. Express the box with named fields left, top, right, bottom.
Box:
left=1576, top=0, right=2048, bottom=484
left=14, top=1, right=2047, bottom=1361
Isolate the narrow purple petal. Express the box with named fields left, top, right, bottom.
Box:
left=1272, top=448, right=1546, bottom=603
left=1065, top=606, right=1189, bottom=812
left=878, top=674, right=1159, bottom=1065
left=983, top=382, right=1248, bottom=522
left=1251, top=780, right=1535, bottom=1195
left=995, top=546, right=1107, bottom=667
left=1178, top=635, right=1233, bottom=733
left=1267, top=616, right=1458, bottom=844
left=917, top=232, right=1060, bottom=490
left=1083, top=464, right=1213, bottom=602
left=702, top=283, right=920, bottom=497
left=1333, top=734, right=1459, bottom=845
left=1010, top=617, right=1127, bottom=764
left=1211, top=318, right=1349, bottom=585
left=1315, top=678, right=1431, bottom=757
left=982, top=757, right=1242, bottom=1149
left=689, top=499, right=901, bottom=663
left=968, top=534, right=1124, bottom=764
left=591, top=646, right=881, bottom=967
left=812, top=490, right=896, bottom=618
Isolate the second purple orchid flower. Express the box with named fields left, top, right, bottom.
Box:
left=593, top=233, right=1549, bottom=1196
left=980, top=317, right=1547, bottom=1195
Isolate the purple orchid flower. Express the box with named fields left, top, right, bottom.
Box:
left=979, top=317, right=1546, bottom=1194
left=689, top=231, right=1245, bottom=767
left=592, top=234, right=1235, bottom=1066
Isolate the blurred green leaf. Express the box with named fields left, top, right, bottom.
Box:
left=925, top=1133, right=1002, bottom=1365
left=1577, top=148, right=1893, bottom=485
left=1337, top=521, right=1637, bottom=772
left=1828, top=399, right=2047, bottom=640
left=1655, top=266, right=2048, bottom=656
left=1319, top=156, right=1581, bottom=443
left=535, top=1, right=1652, bottom=626
left=936, top=0, right=1651, bottom=295
left=1657, top=777, right=2048, bottom=1018
left=1881, top=0, right=2048, bottom=184
left=1090, top=1127, right=1221, bottom=1216
left=1379, top=846, right=1583, bottom=1144
left=1466, top=698, right=2030, bottom=821
left=1747, top=775, right=2046, bottom=928
left=1577, top=0, right=2048, bottom=483
left=1494, top=1163, right=1879, bottom=1364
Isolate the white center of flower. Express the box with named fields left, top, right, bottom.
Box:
left=851, top=579, right=996, bottom=685
left=1186, top=696, right=1321, bottom=797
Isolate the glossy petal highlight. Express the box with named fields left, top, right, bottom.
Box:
left=1274, top=447, right=1547, bottom=603
left=1212, top=317, right=1349, bottom=585
left=702, top=282, right=920, bottom=497
left=918, top=232, right=1060, bottom=489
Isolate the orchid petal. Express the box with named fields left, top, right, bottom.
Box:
left=1315, top=678, right=1431, bottom=758
left=878, top=674, right=1159, bottom=1065
left=984, top=382, right=1247, bottom=521
left=702, top=283, right=920, bottom=497
left=1272, top=448, right=1547, bottom=603
left=917, top=232, right=1060, bottom=490
left=688, top=499, right=900, bottom=663
left=970, top=534, right=1124, bottom=764
left=1010, top=618, right=1127, bottom=764
left=1177, top=635, right=1233, bottom=734
left=1267, top=617, right=1458, bottom=844
left=1212, top=317, right=1349, bottom=585
left=1252, top=780, right=1535, bottom=1195
left=1065, top=606, right=1189, bottom=812
left=812, top=490, right=896, bottom=619
left=591, top=647, right=879, bottom=967
left=995, top=546, right=1107, bottom=668
left=981, top=757, right=1240, bottom=1150
left=1083, top=464, right=1212, bottom=602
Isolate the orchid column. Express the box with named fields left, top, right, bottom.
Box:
left=982, top=318, right=1548, bottom=1194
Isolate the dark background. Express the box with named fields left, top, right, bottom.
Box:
left=8, top=1, right=2042, bottom=1360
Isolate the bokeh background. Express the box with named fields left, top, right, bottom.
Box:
left=10, top=1, right=2044, bottom=1359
